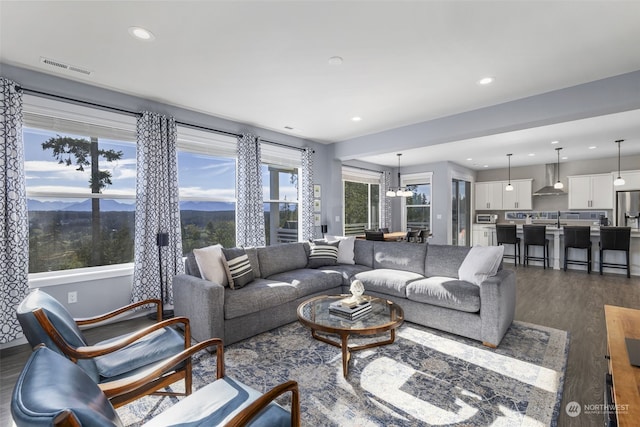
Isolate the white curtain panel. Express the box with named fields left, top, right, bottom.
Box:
left=132, top=111, right=184, bottom=305
left=381, top=170, right=392, bottom=229
left=300, top=147, right=315, bottom=241
left=0, top=77, right=29, bottom=343
left=236, top=133, right=266, bottom=247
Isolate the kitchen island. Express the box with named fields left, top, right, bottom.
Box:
left=476, top=224, right=640, bottom=276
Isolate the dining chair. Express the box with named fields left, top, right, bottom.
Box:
left=11, top=344, right=300, bottom=427
left=16, top=289, right=199, bottom=408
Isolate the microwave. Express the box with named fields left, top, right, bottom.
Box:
left=476, top=214, right=498, bottom=224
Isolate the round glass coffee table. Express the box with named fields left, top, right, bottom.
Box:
left=297, top=295, right=404, bottom=377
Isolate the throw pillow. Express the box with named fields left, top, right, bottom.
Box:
left=193, top=244, right=228, bottom=287
left=325, top=235, right=356, bottom=265
left=458, top=245, right=505, bottom=286
left=222, top=247, right=255, bottom=289
left=306, top=241, right=339, bottom=268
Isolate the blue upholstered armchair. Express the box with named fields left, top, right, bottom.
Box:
left=16, top=289, right=201, bottom=408
left=12, top=345, right=300, bottom=426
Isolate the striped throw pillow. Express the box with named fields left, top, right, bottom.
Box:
left=306, top=241, right=339, bottom=268
left=221, top=248, right=255, bottom=289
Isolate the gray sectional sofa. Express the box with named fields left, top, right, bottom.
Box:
left=172, top=239, right=516, bottom=348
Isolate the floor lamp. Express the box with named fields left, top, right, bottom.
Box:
left=156, top=232, right=173, bottom=319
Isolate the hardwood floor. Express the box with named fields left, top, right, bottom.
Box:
left=2, top=267, right=639, bottom=426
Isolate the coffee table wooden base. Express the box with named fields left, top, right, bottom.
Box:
left=310, top=328, right=397, bottom=377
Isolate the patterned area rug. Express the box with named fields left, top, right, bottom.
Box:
left=118, top=321, right=569, bottom=426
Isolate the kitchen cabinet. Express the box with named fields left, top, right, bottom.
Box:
left=472, top=224, right=492, bottom=246
left=475, top=182, right=503, bottom=210
left=502, top=179, right=532, bottom=210
left=568, top=174, right=614, bottom=209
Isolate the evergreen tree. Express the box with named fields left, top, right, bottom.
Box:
left=42, top=135, right=123, bottom=266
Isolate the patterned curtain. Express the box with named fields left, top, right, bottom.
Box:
left=380, top=170, right=392, bottom=229
left=300, top=148, right=314, bottom=241
left=0, top=78, right=29, bottom=343
left=132, top=112, right=184, bottom=304
left=236, top=133, right=265, bottom=247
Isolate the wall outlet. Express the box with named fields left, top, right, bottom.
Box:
left=68, top=291, right=78, bottom=304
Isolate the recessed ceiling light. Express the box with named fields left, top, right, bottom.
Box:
left=483, top=164, right=489, bottom=168
left=351, top=116, right=362, bottom=122
left=551, top=140, right=559, bottom=144
left=128, top=26, right=155, bottom=41
left=589, top=146, right=597, bottom=149
left=466, top=158, right=472, bottom=161
left=478, top=77, right=494, bottom=85
left=284, top=126, right=294, bottom=130
left=528, top=153, right=535, bottom=156
left=328, top=56, right=343, bottom=65
left=562, top=156, right=568, bottom=160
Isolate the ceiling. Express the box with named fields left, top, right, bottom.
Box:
left=1, top=1, right=640, bottom=169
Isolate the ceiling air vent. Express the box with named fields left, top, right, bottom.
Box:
left=40, top=57, right=92, bottom=76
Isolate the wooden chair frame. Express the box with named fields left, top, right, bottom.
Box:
left=30, top=298, right=196, bottom=408
left=37, top=339, right=301, bottom=427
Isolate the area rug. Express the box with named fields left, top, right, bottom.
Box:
left=117, top=321, right=569, bottom=426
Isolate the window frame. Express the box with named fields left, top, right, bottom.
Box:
left=401, top=172, right=433, bottom=232
left=22, top=95, right=138, bottom=286
left=341, top=167, right=383, bottom=236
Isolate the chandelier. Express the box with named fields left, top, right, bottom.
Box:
left=386, top=153, right=414, bottom=197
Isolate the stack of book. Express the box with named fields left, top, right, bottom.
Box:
left=329, top=298, right=372, bottom=321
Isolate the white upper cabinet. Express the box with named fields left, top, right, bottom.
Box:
left=568, top=173, right=614, bottom=209
left=475, top=181, right=504, bottom=210
left=502, top=179, right=532, bottom=210
left=475, top=179, right=531, bottom=210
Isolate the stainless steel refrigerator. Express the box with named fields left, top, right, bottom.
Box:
left=616, top=190, right=640, bottom=228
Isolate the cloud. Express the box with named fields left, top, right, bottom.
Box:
left=179, top=187, right=235, bottom=199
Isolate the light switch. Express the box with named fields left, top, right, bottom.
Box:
left=335, top=216, right=340, bottom=222
left=436, top=214, right=442, bottom=219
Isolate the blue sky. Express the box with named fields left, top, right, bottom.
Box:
left=23, top=127, right=298, bottom=203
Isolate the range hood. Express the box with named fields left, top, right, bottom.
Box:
left=533, top=164, right=567, bottom=196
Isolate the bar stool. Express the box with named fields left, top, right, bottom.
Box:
left=563, top=226, right=592, bottom=273
left=599, top=226, right=631, bottom=278
left=523, top=225, right=549, bottom=269
left=496, top=224, right=520, bottom=265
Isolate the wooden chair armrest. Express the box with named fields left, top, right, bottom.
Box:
left=226, top=380, right=301, bottom=427
left=75, top=299, right=162, bottom=325
left=34, top=309, right=192, bottom=359
left=99, top=338, right=223, bottom=399
left=53, top=410, right=82, bottom=427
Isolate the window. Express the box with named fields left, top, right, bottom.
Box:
left=342, top=167, right=381, bottom=236
left=177, top=127, right=237, bottom=253
left=262, top=144, right=301, bottom=245
left=23, top=95, right=137, bottom=273
left=402, top=172, right=432, bottom=232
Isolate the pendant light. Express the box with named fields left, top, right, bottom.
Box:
left=614, top=139, right=625, bottom=186
left=553, top=147, right=564, bottom=189
left=505, top=154, right=514, bottom=191
left=386, top=153, right=414, bottom=197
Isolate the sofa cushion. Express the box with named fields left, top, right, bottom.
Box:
left=353, top=239, right=375, bottom=267
left=325, top=235, right=356, bottom=265
left=318, top=264, right=373, bottom=286
left=193, top=244, right=228, bottom=286
left=373, top=241, right=427, bottom=276
left=224, top=279, right=299, bottom=319
left=267, top=269, right=342, bottom=297
left=258, top=243, right=308, bottom=278
left=458, top=245, right=504, bottom=285
left=406, top=276, right=481, bottom=313
left=354, top=268, right=424, bottom=298
left=222, top=247, right=255, bottom=289
left=424, top=244, right=471, bottom=278
left=306, top=241, right=339, bottom=268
